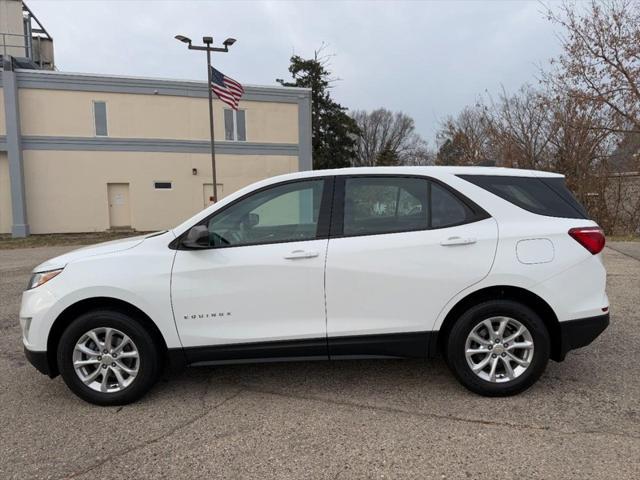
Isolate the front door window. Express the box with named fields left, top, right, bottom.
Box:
left=206, top=180, right=325, bottom=247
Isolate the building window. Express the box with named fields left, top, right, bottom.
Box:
left=224, top=109, right=246, bottom=141
left=93, top=101, right=108, bottom=136
left=154, top=181, right=173, bottom=190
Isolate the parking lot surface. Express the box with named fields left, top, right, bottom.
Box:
left=1, top=243, right=639, bottom=479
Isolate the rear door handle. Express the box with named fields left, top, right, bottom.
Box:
left=440, top=236, right=477, bottom=246
left=284, top=250, right=320, bottom=260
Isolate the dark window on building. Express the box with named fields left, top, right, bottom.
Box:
left=224, top=109, right=246, bottom=141
left=93, top=101, right=108, bottom=136
left=458, top=175, right=588, bottom=219
left=236, top=110, right=246, bottom=141
left=224, top=109, right=234, bottom=140
left=154, top=181, right=172, bottom=190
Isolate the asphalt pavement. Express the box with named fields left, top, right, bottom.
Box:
left=1, top=242, right=639, bottom=479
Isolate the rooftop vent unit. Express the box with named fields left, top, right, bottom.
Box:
left=0, top=0, right=54, bottom=70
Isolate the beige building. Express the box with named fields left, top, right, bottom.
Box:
left=0, top=0, right=311, bottom=236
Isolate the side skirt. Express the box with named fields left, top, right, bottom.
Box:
left=173, top=331, right=438, bottom=367
left=328, top=332, right=433, bottom=359
left=182, top=337, right=328, bottom=366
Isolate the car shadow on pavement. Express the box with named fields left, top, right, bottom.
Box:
left=154, top=357, right=469, bottom=402
left=145, top=350, right=603, bottom=411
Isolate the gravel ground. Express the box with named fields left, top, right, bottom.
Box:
left=0, top=243, right=638, bottom=479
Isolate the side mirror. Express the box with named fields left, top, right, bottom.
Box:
left=182, top=225, right=209, bottom=249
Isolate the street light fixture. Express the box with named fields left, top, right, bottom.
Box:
left=175, top=34, right=236, bottom=203
left=174, top=35, right=191, bottom=45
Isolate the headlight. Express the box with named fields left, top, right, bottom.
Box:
left=27, top=268, right=64, bottom=290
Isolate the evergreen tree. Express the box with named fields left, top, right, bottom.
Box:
left=278, top=51, right=359, bottom=169
left=376, top=146, right=401, bottom=166
left=436, top=135, right=467, bottom=166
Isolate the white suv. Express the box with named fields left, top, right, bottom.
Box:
left=20, top=167, right=609, bottom=405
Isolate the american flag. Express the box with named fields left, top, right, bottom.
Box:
left=210, top=66, right=244, bottom=110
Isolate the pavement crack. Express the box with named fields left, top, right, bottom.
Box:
left=64, top=384, right=243, bottom=479
left=238, top=384, right=640, bottom=441
left=606, top=245, right=640, bottom=262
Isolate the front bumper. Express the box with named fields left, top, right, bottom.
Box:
left=24, top=347, right=55, bottom=377
left=557, top=313, right=609, bottom=361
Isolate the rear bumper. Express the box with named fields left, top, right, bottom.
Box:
left=557, top=313, right=609, bottom=361
left=24, top=347, right=55, bottom=377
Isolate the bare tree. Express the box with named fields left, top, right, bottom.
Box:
left=435, top=1, right=640, bottom=233
left=482, top=85, right=556, bottom=170
left=351, top=109, right=430, bottom=166
left=436, top=87, right=557, bottom=170
left=547, top=93, right=622, bottom=230
left=546, top=0, right=640, bottom=133
left=436, top=105, right=492, bottom=166
left=541, top=0, right=640, bottom=233
left=403, top=147, right=436, bottom=166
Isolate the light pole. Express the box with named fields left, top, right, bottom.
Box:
left=175, top=35, right=236, bottom=204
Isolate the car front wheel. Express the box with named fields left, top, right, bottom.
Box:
left=57, top=310, right=160, bottom=405
left=445, top=300, right=550, bottom=396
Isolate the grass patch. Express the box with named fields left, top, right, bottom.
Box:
left=607, top=235, right=640, bottom=242
left=0, top=231, right=152, bottom=250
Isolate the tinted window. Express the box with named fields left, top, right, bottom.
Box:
left=93, top=101, right=108, bottom=136
left=224, top=109, right=247, bottom=141
left=542, top=177, right=589, bottom=218
left=431, top=183, right=474, bottom=228
left=343, top=177, right=429, bottom=236
left=224, top=109, right=235, bottom=140
left=207, top=180, right=324, bottom=247
left=236, top=110, right=246, bottom=141
left=458, top=175, right=588, bottom=219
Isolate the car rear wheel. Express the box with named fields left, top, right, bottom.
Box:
left=445, top=300, right=550, bottom=396
left=57, top=310, right=160, bottom=405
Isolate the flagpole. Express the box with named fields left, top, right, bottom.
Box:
left=206, top=48, right=218, bottom=204
left=174, top=35, right=237, bottom=205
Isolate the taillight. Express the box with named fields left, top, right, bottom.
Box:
left=568, top=227, right=605, bottom=255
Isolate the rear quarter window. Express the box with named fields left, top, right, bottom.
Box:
left=431, top=182, right=475, bottom=228
left=458, top=175, right=588, bottom=219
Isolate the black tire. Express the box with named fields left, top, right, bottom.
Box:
left=445, top=300, right=550, bottom=397
left=57, top=310, right=160, bottom=406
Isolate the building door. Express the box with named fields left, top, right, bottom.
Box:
left=203, top=183, right=224, bottom=208
left=107, top=183, right=131, bottom=228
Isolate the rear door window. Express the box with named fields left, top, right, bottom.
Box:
left=458, top=175, right=588, bottom=219
left=341, top=176, right=482, bottom=237
left=343, top=177, right=429, bottom=236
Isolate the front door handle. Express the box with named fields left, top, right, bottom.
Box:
left=440, top=236, right=477, bottom=246
left=284, top=250, right=320, bottom=260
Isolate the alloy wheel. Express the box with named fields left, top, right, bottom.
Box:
left=72, top=327, right=140, bottom=393
left=464, top=316, right=534, bottom=383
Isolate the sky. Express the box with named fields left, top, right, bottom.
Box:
left=29, top=0, right=564, bottom=146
